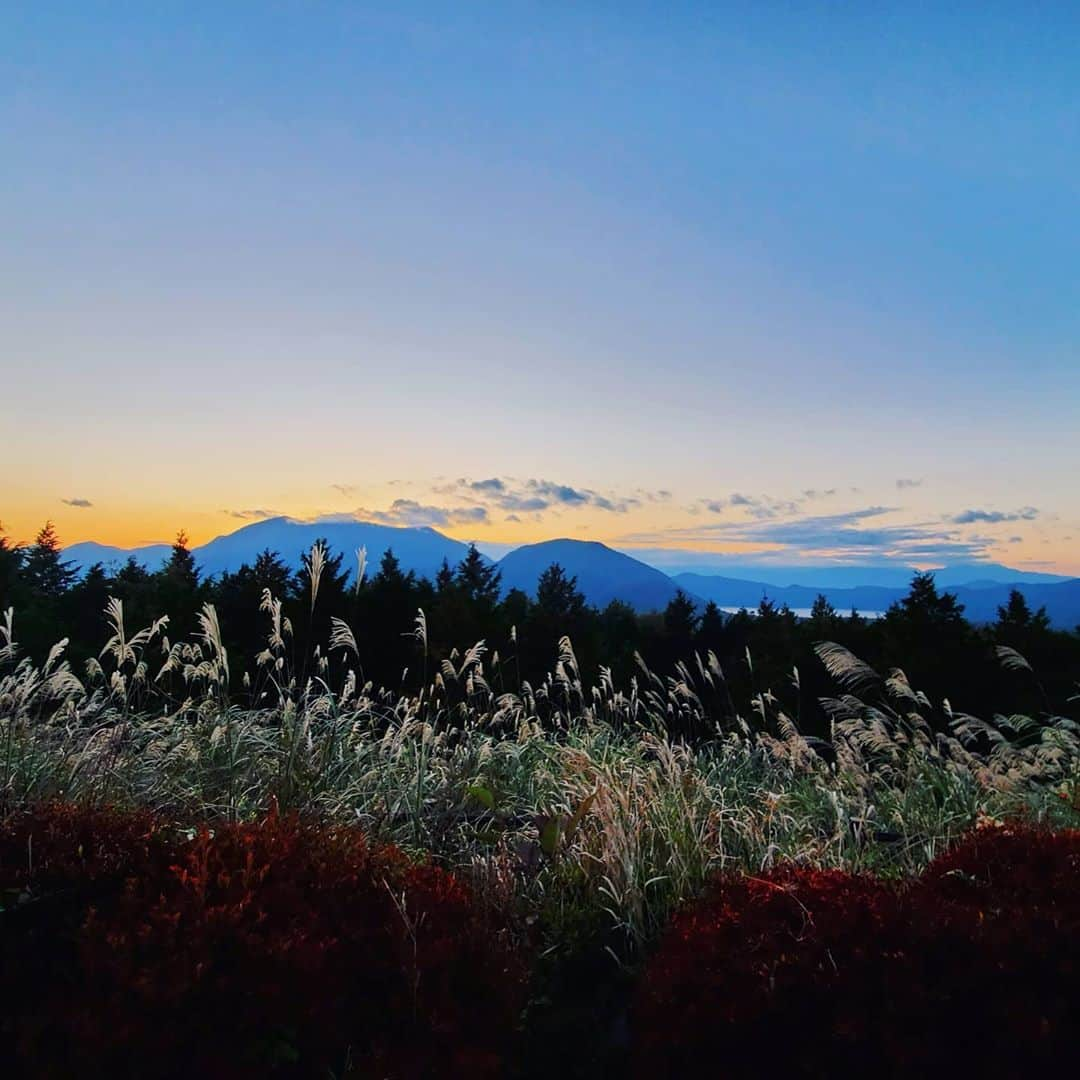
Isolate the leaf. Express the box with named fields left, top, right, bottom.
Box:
left=538, top=815, right=563, bottom=858
left=466, top=784, right=495, bottom=811
left=563, top=790, right=597, bottom=847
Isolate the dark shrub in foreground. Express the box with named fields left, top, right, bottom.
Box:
left=894, top=825, right=1080, bottom=1077
left=0, top=804, right=522, bottom=1079
left=632, top=868, right=904, bottom=1077
left=634, top=827, right=1080, bottom=1079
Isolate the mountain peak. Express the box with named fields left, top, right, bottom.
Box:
left=498, top=538, right=687, bottom=612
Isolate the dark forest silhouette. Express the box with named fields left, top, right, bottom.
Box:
left=2, top=521, right=1077, bottom=739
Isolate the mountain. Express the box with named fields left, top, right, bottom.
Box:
left=58, top=523, right=1080, bottom=628
left=926, top=564, right=1071, bottom=588
left=192, top=517, right=476, bottom=580
left=66, top=519, right=477, bottom=583
left=497, top=539, right=686, bottom=612
left=632, top=551, right=1071, bottom=589
left=64, top=542, right=173, bottom=575
left=673, top=573, right=900, bottom=616
left=951, top=579, right=1080, bottom=628
left=674, top=572, right=1080, bottom=629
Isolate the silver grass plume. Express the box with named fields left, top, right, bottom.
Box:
left=308, top=541, right=327, bottom=613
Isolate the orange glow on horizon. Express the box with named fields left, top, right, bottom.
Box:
left=2, top=497, right=1077, bottom=579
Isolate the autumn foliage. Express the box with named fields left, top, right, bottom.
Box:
left=0, top=804, right=522, bottom=1079
left=634, top=826, right=1080, bottom=1079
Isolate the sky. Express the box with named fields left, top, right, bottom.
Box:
left=3, top=3, right=1079, bottom=574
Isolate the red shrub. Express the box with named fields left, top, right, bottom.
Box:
left=633, top=868, right=905, bottom=1078
left=634, top=828, right=1080, bottom=1079
left=893, top=826, right=1080, bottom=1076
left=0, top=804, right=522, bottom=1079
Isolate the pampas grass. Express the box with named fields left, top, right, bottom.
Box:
left=0, top=596, right=1077, bottom=956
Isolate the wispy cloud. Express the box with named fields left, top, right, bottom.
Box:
left=330, top=483, right=357, bottom=497
left=950, top=507, right=1039, bottom=524
left=896, top=478, right=924, bottom=490
left=619, top=506, right=991, bottom=563
left=701, top=492, right=805, bottom=519
left=61, top=497, right=93, bottom=508
left=223, top=508, right=281, bottom=520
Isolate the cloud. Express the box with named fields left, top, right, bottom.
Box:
left=354, top=500, right=490, bottom=529
left=896, top=478, right=924, bottom=490
left=710, top=492, right=804, bottom=520
left=438, top=477, right=650, bottom=516
left=223, top=508, right=280, bottom=520
left=330, top=484, right=357, bottom=497
left=526, top=480, right=589, bottom=506
left=61, top=497, right=93, bottom=508
left=618, top=506, right=990, bottom=563
left=950, top=507, right=1039, bottom=524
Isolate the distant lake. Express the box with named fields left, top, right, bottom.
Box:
left=719, top=607, right=885, bottom=620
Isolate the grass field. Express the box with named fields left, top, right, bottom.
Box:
left=2, top=581, right=1078, bottom=1075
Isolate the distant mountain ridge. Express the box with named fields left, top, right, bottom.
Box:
left=676, top=572, right=1080, bottom=629
left=60, top=520, right=1080, bottom=626
left=631, top=554, right=1071, bottom=589
left=64, top=517, right=476, bottom=584
left=193, top=517, right=476, bottom=580
left=61, top=541, right=174, bottom=575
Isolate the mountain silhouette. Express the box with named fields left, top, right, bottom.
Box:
left=497, top=538, right=687, bottom=612
left=62, top=541, right=174, bottom=574
left=675, top=572, right=1080, bottom=628
left=61, top=523, right=1080, bottom=627
left=66, top=518, right=477, bottom=583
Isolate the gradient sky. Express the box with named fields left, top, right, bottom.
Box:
left=3, top=3, right=1079, bottom=573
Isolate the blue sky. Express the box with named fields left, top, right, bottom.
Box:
left=3, top=3, right=1078, bottom=572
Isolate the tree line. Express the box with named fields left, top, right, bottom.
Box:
left=2, top=521, right=1078, bottom=737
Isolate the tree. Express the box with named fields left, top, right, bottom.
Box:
left=351, top=548, right=419, bottom=688
left=807, top=593, right=840, bottom=638
left=599, top=598, right=641, bottom=683
left=697, top=600, right=726, bottom=652
left=888, top=571, right=966, bottom=629
left=109, top=556, right=157, bottom=633
left=22, top=521, right=76, bottom=600
left=0, top=522, right=24, bottom=613
left=19, top=522, right=77, bottom=659
left=164, top=530, right=199, bottom=590
left=664, top=589, right=699, bottom=640
left=63, top=562, right=112, bottom=669
left=991, top=588, right=1054, bottom=712
left=534, top=564, right=587, bottom=622
left=880, top=572, right=973, bottom=714
left=291, top=539, right=351, bottom=677
left=156, top=530, right=202, bottom=638
left=521, top=564, right=594, bottom=679
left=214, top=549, right=294, bottom=687
left=455, top=544, right=501, bottom=609
left=435, top=558, right=455, bottom=594
left=662, top=589, right=699, bottom=666
left=995, top=588, right=1050, bottom=635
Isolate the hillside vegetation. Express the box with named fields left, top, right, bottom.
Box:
left=2, top=525, right=1079, bottom=1075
